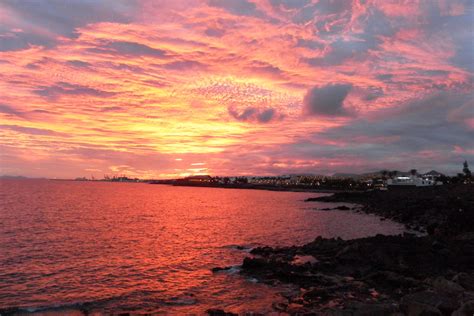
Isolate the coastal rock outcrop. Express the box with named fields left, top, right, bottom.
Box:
left=306, top=185, right=474, bottom=235
left=241, top=184, right=474, bottom=314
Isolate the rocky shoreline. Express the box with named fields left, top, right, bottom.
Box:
left=306, top=185, right=474, bottom=235
left=235, top=185, right=474, bottom=315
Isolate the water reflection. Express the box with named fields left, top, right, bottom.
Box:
left=0, top=180, right=405, bottom=314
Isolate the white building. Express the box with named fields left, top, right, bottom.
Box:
left=421, top=170, right=444, bottom=181
left=387, top=175, right=441, bottom=187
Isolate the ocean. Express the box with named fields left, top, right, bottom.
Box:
left=0, top=180, right=405, bottom=314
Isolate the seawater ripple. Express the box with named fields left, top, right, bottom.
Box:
left=0, top=180, right=406, bottom=314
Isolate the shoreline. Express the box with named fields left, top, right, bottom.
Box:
left=151, top=181, right=358, bottom=194
left=237, top=184, right=474, bottom=315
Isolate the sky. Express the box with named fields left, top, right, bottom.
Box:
left=0, top=0, right=473, bottom=179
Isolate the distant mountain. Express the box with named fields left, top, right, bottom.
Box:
left=0, top=175, right=29, bottom=179
left=0, top=175, right=46, bottom=179
left=332, top=173, right=362, bottom=179
left=286, top=173, right=324, bottom=177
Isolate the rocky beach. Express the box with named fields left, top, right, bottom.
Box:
left=237, top=185, right=474, bottom=315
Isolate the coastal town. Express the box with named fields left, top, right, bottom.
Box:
left=75, top=161, right=472, bottom=192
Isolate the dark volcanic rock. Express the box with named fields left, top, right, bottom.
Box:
left=341, top=302, right=400, bottom=316
left=241, top=233, right=474, bottom=314
left=453, top=300, right=474, bottom=315
left=206, top=309, right=238, bottom=316
left=400, top=291, right=461, bottom=315
left=211, top=266, right=233, bottom=273
left=241, top=185, right=474, bottom=314
left=305, top=184, right=474, bottom=235
left=452, top=272, right=474, bottom=291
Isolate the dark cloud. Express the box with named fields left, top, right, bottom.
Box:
left=208, top=0, right=262, bottom=17
left=257, top=108, right=276, bottom=123
left=0, top=104, right=25, bottom=118
left=303, top=84, right=353, bottom=116
left=66, top=60, right=91, bottom=68
left=229, top=106, right=257, bottom=120
left=23, top=57, right=56, bottom=70
left=304, top=40, right=369, bottom=67
left=300, top=7, right=399, bottom=66
left=87, top=41, right=168, bottom=58
left=0, top=31, right=53, bottom=52
left=270, top=0, right=310, bottom=10
left=163, top=60, right=207, bottom=71
left=246, top=61, right=283, bottom=76
left=419, top=1, right=473, bottom=72
left=34, top=82, right=116, bottom=100
left=228, top=106, right=279, bottom=123
left=31, top=109, right=55, bottom=115
left=0, top=125, right=66, bottom=136
left=313, top=0, right=351, bottom=15
left=99, top=62, right=147, bottom=74
left=296, top=38, right=323, bottom=50
left=0, top=1, right=135, bottom=51
left=298, top=92, right=474, bottom=172
left=292, top=0, right=352, bottom=26
left=205, top=28, right=226, bottom=37
left=376, top=74, right=394, bottom=81
left=363, top=87, right=384, bottom=101
left=157, top=36, right=208, bottom=48
left=450, top=38, right=474, bottom=72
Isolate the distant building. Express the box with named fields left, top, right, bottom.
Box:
left=183, top=175, right=213, bottom=182
left=387, top=175, right=441, bottom=187
left=421, top=170, right=444, bottom=181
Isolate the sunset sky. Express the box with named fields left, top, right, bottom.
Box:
left=0, top=0, right=473, bottom=178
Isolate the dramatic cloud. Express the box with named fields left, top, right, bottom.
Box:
left=0, top=0, right=472, bottom=178
left=0, top=104, right=25, bottom=118
left=0, top=0, right=134, bottom=50
left=163, top=60, right=207, bottom=71
left=33, top=83, right=116, bottom=100
left=228, top=106, right=279, bottom=123
left=322, top=92, right=473, bottom=150
left=208, top=0, right=262, bottom=17
left=303, top=84, right=353, bottom=116
left=88, top=41, right=168, bottom=58
left=0, top=125, right=66, bottom=136
left=66, top=60, right=91, bottom=68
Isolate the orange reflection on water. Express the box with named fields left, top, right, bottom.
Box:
left=0, top=180, right=405, bottom=314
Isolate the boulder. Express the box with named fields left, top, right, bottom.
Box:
left=401, top=291, right=459, bottom=316
left=452, top=300, right=474, bottom=316
left=242, top=257, right=267, bottom=271
left=400, top=302, right=442, bottom=316
left=346, top=303, right=401, bottom=316
left=365, top=271, right=418, bottom=291
left=302, top=287, right=331, bottom=301
left=431, top=276, right=465, bottom=295
left=206, top=308, right=238, bottom=316
left=452, top=272, right=474, bottom=291
left=211, top=266, right=232, bottom=273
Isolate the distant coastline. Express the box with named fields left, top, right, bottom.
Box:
left=150, top=180, right=354, bottom=193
